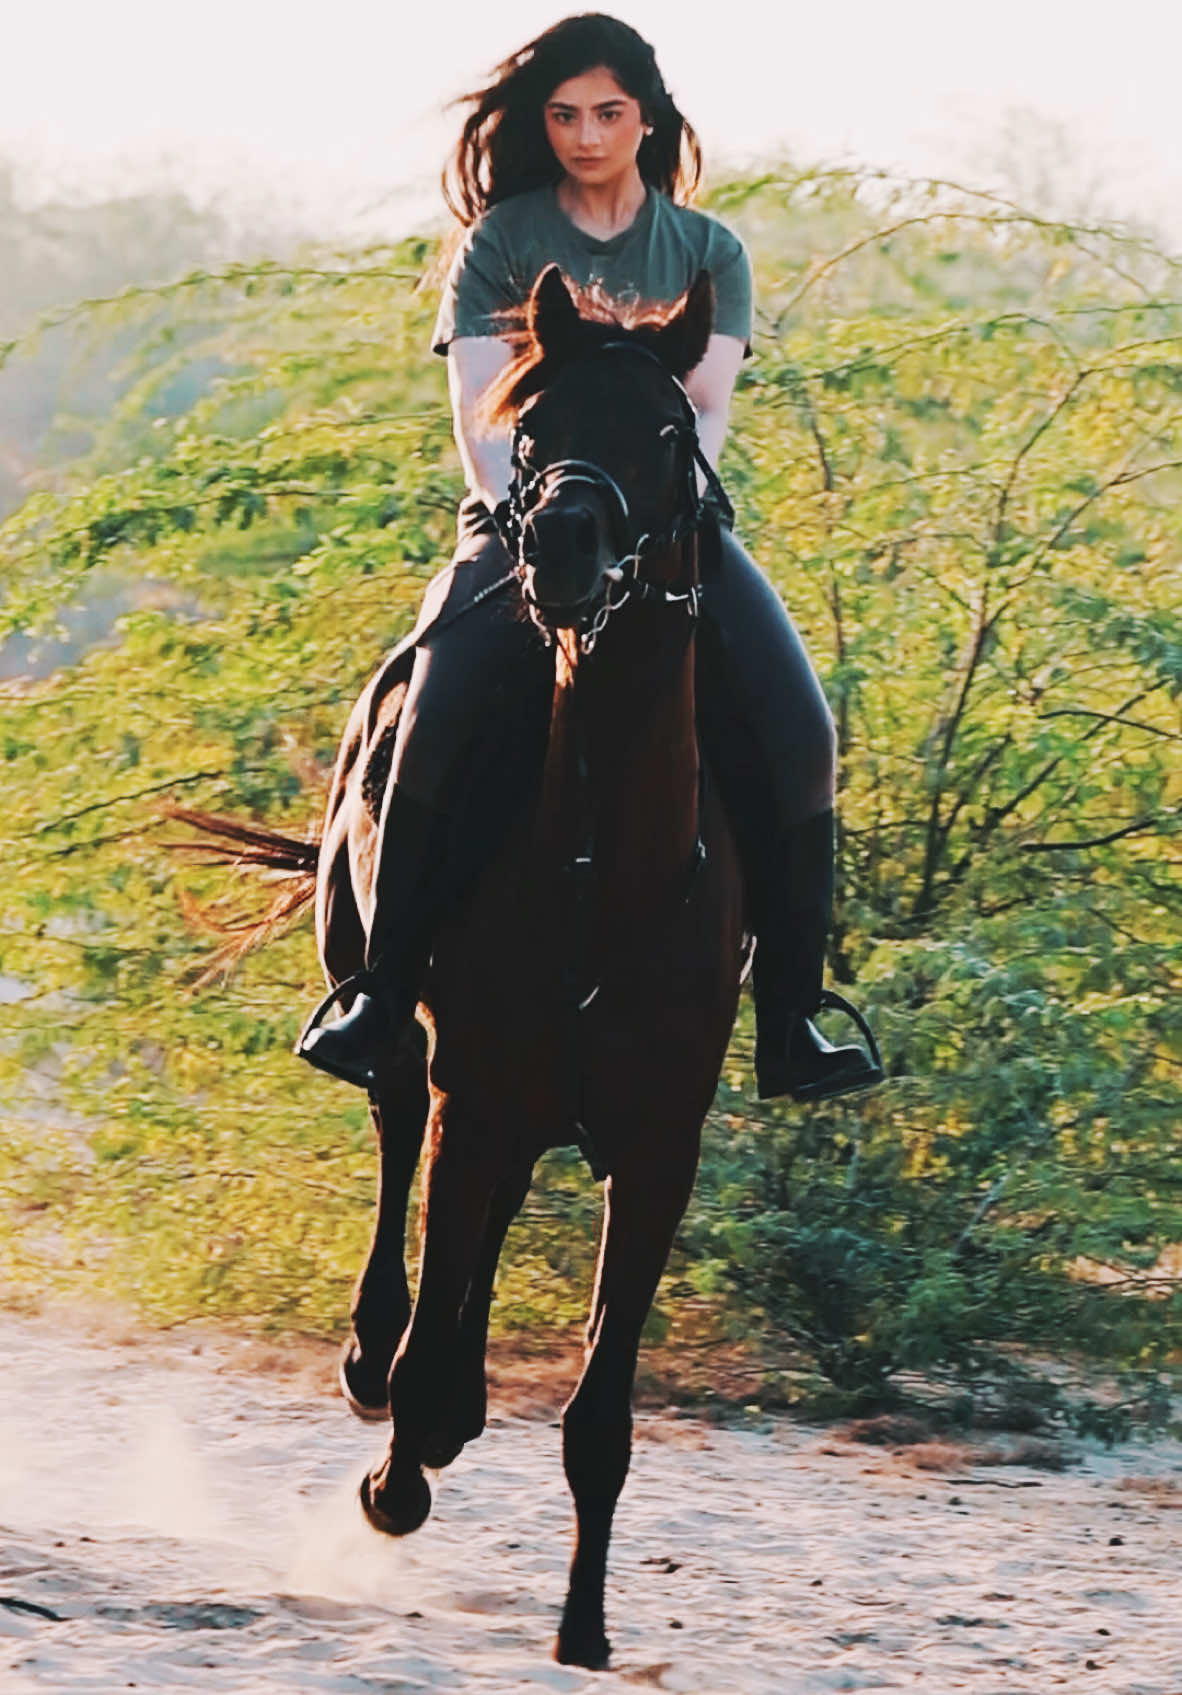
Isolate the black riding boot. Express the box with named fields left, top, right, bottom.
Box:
left=751, top=809, right=884, bottom=1103
left=295, top=786, right=445, bottom=1091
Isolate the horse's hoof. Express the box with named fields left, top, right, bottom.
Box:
left=338, top=1342, right=390, bottom=1423
left=359, top=1466, right=432, bottom=1537
left=419, top=1430, right=467, bottom=1470
left=555, top=1625, right=611, bottom=1670
left=419, top=1400, right=486, bottom=1469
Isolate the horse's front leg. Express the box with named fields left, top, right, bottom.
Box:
left=416, top=1161, right=533, bottom=1468
left=360, top=1102, right=498, bottom=1536
left=556, top=1152, right=699, bottom=1669
left=340, top=1022, right=429, bottom=1419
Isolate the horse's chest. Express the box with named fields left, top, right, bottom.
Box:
left=425, top=838, right=741, bottom=1133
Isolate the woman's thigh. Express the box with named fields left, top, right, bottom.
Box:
left=391, top=521, right=550, bottom=807
left=703, top=530, right=837, bottom=825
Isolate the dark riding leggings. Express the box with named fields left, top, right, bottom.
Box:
left=391, top=498, right=836, bottom=835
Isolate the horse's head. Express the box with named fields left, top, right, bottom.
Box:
left=489, top=266, right=721, bottom=651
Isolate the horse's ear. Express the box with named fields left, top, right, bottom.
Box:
left=652, top=270, right=715, bottom=377
left=528, top=265, right=582, bottom=357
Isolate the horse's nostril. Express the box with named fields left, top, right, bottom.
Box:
left=575, top=513, right=598, bottom=556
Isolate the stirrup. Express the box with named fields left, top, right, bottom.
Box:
left=787, top=989, right=885, bottom=1104
left=294, top=969, right=375, bottom=1054
left=816, top=989, right=884, bottom=1076
left=756, top=987, right=886, bottom=1104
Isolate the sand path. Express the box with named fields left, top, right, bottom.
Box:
left=0, top=1313, right=1178, bottom=1693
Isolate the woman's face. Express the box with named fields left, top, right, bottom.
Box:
left=543, top=65, right=648, bottom=190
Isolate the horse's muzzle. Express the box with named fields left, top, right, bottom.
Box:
left=520, top=501, right=613, bottom=628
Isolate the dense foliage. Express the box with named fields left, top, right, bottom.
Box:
left=1, top=168, right=1178, bottom=1406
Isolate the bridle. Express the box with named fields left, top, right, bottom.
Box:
left=498, top=342, right=733, bottom=656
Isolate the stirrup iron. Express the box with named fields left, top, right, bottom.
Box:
left=294, top=969, right=374, bottom=1054
left=816, top=988, right=884, bottom=1078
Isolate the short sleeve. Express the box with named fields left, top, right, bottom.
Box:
left=709, top=231, right=754, bottom=353
left=431, top=214, right=520, bottom=355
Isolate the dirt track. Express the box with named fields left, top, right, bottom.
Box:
left=0, top=1312, right=1179, bottom=1693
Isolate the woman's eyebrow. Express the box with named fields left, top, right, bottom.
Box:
left=545, top=99, right=629, bottom=114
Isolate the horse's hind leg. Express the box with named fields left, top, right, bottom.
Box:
left=556, top=1157, right=698, bottom=1670
left=340, top=1022, right=429, bottom=1420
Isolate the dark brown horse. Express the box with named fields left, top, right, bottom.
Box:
left=176, top=268, right=746, bottom=1668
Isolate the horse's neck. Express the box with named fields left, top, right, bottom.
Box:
left=541, top=610, right=701, bottom=912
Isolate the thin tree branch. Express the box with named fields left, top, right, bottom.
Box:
left=931, top=733, right=1013, bottom=849
left=31, top=771, right=236, bottom=836
left=1037, top=707, right=1179, bottom=741
left=994, top=371, right=1092, bottom=541
left=936, top=692, right=1151, bottom=901
left=1021, top=812, right=1171, bottom=853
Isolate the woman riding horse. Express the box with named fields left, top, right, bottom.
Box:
left=296, top=12, right=882, bottom=1103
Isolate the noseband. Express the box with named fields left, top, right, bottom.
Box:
left=500, top=343, right=733, bottom=655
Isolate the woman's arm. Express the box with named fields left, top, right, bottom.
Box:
left=448, top=336, right=517, bottom=510
left=684, top=333, right=745, bottom=468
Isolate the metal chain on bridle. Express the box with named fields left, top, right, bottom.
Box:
left=497, top=342, right=734, bottom=655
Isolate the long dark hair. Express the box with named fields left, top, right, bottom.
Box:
left=443, top=13, right=702, bottom=226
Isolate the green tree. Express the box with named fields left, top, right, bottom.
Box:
left=1, top=170, right=1177, bottom=1399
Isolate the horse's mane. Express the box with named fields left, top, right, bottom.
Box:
left=482, top=279, right=689, bottom=427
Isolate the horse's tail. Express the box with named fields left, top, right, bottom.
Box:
left=162, top=804, right=322, bottom=984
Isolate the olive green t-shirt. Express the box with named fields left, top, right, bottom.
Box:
left=432, top=185, right=753, bottom=355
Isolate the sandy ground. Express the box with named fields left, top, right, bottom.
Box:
left=0, top=1314, right=1179, bottom=1694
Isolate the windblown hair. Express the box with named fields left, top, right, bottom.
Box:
left=443, top=13, right=702, bottom=226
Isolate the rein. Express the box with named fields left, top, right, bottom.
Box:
left=499, top=342, right=733, bottom=655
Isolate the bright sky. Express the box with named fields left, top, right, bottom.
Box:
left=5, top=0, right=1182, bottom=242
